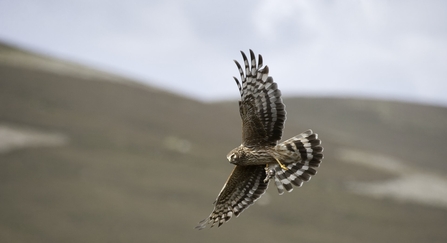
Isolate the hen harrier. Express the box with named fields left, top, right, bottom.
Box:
left=196, top=50, right=323, bottom=229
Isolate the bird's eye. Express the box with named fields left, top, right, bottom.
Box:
left=227, top=153, right=237, bottom=162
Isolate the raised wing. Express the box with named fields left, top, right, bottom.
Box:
left=195, top=165, right=268, bottom=229
left=234, top=50, right=286, bottom=147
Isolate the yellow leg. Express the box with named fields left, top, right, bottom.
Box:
left=274, top=156, right=288, bottom=170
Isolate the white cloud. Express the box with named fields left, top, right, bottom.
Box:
left=0, top=0, right=446, bottom=105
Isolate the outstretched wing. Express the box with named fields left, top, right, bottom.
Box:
left=234, top=50, right=286, bottom=147
left=195, top=165, right=268, bottom=229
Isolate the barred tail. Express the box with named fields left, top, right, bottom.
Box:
left=270, top=129, right=323, bottom=195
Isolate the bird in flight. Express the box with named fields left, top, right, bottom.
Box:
left=196, top=50, right=323, bottom=229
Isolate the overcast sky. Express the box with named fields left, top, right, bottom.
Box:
left=1, top=0, right=446, bottom=106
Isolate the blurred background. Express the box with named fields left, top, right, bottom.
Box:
left=1, top=0, right=447, bottom=242
left=1, top=0, right=446, bottom=105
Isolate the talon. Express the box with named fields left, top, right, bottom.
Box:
left=264, top=164, right=275, bottom=183
left=274, top=157, right=288, bottom=171
left=263, top=176, right=270, bottom=183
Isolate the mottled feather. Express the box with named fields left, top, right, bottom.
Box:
left=234, top=50, right=286, bottom=146
left=195, top=165, right=268, bottom=229
left=269, top=130, right=323, bottom=195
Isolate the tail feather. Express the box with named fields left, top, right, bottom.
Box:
left=270, top=129, right=323, bottom=195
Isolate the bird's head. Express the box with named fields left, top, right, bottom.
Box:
left=226, top=146, right=244, bottom=165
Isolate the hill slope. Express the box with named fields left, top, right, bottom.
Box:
left=1, top=42, right=447, bottom=243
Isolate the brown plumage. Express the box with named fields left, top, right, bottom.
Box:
left=196, top=50, right=323, bottom=229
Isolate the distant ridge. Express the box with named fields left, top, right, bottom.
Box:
left=0, top=41, right=158, bottom=92
left=1, top=41, right=447, bottom=243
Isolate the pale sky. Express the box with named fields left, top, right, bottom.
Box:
left=1, top=0, right=446, bottom=106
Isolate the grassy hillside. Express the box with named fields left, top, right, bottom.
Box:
left=1, top=42, right=447, bottom=243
